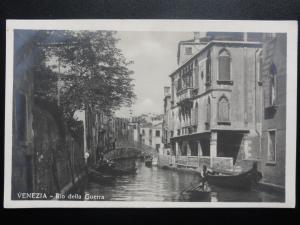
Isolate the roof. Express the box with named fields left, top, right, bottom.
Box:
left=171, top=40, right=262, bottom=78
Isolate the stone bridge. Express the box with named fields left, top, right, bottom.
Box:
left=104, top=140, right=158, bottom=160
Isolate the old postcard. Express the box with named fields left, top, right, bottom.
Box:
left=4, top=20, right=297, bottom=208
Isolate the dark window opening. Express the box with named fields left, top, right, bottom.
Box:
left=268, top=130, right=276, bottom=162
left=206, top=51, right=211, bottom=86
left=156, top=144, right=160, bottom=152
left=207, top=97, right=211, bottom=123
left=218, top=49, right=231, bottom=81
left=218, top=96, right=230, bottom=122
left=155, top=130, right=160, bottom=137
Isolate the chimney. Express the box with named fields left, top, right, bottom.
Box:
left=243, top=32, right=248, bottom=42
left=194, top=32, right=207, bottom=43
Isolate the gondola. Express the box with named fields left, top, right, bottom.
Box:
left=108, top=166, right=137, bottom=175
left=181, top=182, right=211, bottom=201
left=145, top=159, right=152, bottom=167
left=88, top=168, right=115, bottom=184
left=96, top=160, right=137, bottom=175
left=187, top=188, right=211, bottom=201
left=207, top=166, right=262, bottom=190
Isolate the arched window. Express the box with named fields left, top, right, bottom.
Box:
left=218, top=49, right=231, bottom=81
left=194, top=59, right=199, bottom=89
left=194, top=102, right=198, bottom=125
left=206, top=51, right=211, bottom=85
left=206, top=97, right=211, bottom=123
left=218, top=96, right=230, bottom=122
left=269, top=62, right=277, bottom=105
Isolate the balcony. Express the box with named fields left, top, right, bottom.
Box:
left=177, top=88, right=193, bottom=104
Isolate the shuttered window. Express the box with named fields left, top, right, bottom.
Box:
left=267, top=130, right=276, bottom=162
left=194, top=103, right=198, bottom=125
left=218, top=97, right=230, bottom=122
left=206, top=51, right=211, bottom=84
left=218, top=50, right=231, bottom=81
left=206, top=98, right=211, bottom=123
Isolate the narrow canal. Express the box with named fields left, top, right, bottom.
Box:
left=83, top=159, right=284, bottom=202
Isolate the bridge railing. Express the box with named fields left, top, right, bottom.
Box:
left=116, top=139, right=158, bottom=156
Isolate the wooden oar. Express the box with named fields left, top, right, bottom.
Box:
left=180, top=180, right=204, bottom=195
left=179, top=182, right=195, bottom=195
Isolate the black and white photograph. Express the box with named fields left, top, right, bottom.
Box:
left=4, top=20, right=297, bottom=208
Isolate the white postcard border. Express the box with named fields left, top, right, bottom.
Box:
left=4, top=19, right=298, bottom=208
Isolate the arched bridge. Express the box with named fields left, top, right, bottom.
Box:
left=105, top=140, right=158, bottom=160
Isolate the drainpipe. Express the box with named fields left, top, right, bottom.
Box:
left=254, top=48, right=262, bottom=156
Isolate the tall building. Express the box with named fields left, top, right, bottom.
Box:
left=260, top=33, right=287, bottom=189
left=163, top=32, right=264, bottom=171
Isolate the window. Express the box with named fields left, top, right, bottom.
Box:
left=267, top=130, right=276, bottom=162
left=194, top=103, right=198, bottom=125
left=194, top=60, right=199, bottom=88
left=269, top=63, right=277, bottom=105
left=149, top=129, right=152, bottom=136
left=185, top=47, right=192, bottom=55
left=156, top=144, right=160, bottom=152
left=156, top=130, right=160, bottom=137
left=16, top=93, right=27, bottom=141
left=142, top=129, right=145, bottom=136
left=177, top=77, right=182, bottom=91
left=218, top=49, right=231, bottom=81
left=206, top=97, right=211, bottom=123
left=206, top=51, right=211, bottom=86
left=218, top=96, right=230, bottom=122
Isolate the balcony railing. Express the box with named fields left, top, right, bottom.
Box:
left=177, top=88, right=193, bottom=103
left=158, top=155, right=233, bottom=171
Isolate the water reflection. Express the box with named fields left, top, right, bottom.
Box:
left=84, top=159, right=284, bottom=202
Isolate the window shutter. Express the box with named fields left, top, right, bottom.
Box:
left=263, top=77, right=271, bottom=108
left=218, top=98, right=230, bottom=121
left=219, top=56, right=230, bottom=81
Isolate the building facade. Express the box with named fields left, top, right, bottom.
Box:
left=163, top=32, right=264, bottom=171
left=260, top=33, right=287, bottom=189
left=162, top=32, right=287, bottom=189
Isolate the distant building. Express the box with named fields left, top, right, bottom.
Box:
left=130, top=113, right=164, bottom=154
left=140, top=121, right=163, bottom=154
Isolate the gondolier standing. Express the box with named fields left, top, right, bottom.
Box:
left=200, top=165, right=213, bottom=190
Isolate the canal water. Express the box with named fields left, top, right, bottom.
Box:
left=83, top=159, right=284, bottom=202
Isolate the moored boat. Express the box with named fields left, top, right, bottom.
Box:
left=96, top=159, right=137, bottom=175
left=108, top=166, right=137, bottom=175
left=145, top=159, right=152, bottom=167
left=88, top=168, right=115, bottom=184
left=207, top=164, right=262, bottom=190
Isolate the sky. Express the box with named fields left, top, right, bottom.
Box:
left=115, top=31, right=193, bottom=117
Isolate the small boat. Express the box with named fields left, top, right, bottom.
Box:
left=145, top=159, right=152, bottom=167
left=88, top=168, right=115, bottom=183
left=188, top=188, right=211, bottom=201
left=109, top=167, right=137, bottom=175
left=207, top=166, right=262, bottom=190
left=181, top=182, right=211, bottom=201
